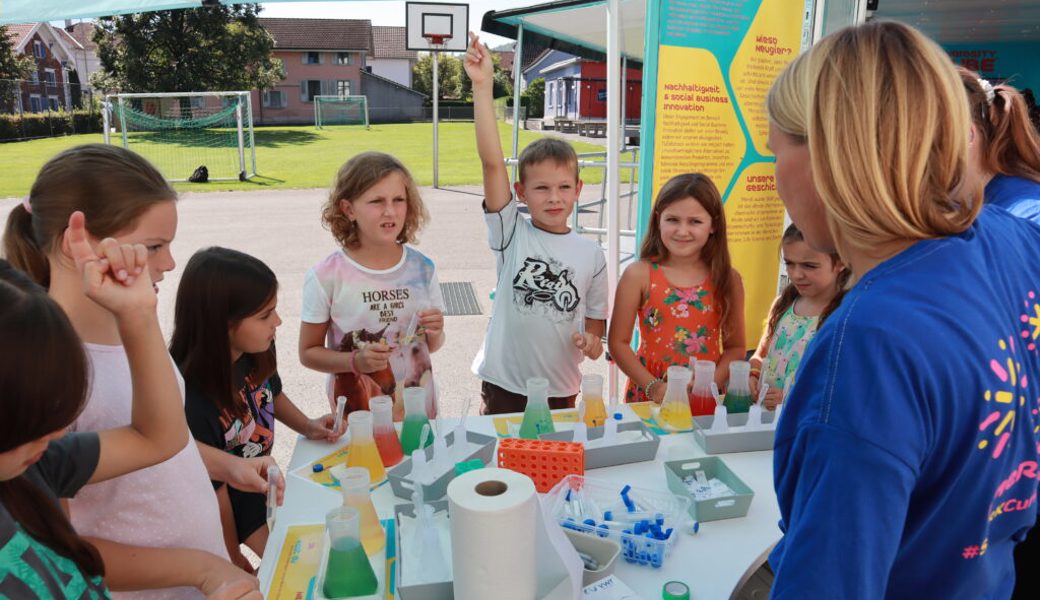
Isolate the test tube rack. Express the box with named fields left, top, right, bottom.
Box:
left=497, top=438, right=584, bottom=493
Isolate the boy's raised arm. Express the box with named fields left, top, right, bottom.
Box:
left=464, top=32, right=512, bottom=212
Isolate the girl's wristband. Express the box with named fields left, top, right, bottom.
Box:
left=749, top=368, right=761, bottom=378
left=643, top=377, right=662, bottom=399
left=351, top=350, right=362, bottom=374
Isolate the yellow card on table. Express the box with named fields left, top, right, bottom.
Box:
left=289, top=445, right=388, bottom=490
left=268, top=520, right=397, bottom=600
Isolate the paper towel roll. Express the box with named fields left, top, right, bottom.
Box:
left=447, top=468, right=539, bottom=600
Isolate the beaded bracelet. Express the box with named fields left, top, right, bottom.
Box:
left=643, top=377, right=663, bottom=399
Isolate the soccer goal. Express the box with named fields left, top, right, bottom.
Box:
left=103, top=91, right=257, bottom=182
left=314, top=95, right=370, bottom=129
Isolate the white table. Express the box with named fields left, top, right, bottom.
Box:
left=258, top=406, right=781, bottom=600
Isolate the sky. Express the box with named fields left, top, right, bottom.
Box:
left=259, top=0, right=524, bottom=48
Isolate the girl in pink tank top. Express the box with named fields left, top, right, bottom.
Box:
left=608, top=173, right=747, bottom=404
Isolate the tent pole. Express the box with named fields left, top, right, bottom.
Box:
left=606, top=0, right=621, bottom=405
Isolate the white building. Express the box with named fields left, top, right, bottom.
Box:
left=368, top=26, right=417, bottom=88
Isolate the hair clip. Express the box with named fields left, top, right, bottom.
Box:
left=21, top=196, right=32, bottom=214
left=978, top=78, right=996, bottom=105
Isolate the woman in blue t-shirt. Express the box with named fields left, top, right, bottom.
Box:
left=960, top=67, right=1040, bottom=226
left=765, top=21, right=1040, bottom=598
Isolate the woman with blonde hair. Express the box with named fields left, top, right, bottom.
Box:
left=766, top=21, right=1040, bottom=598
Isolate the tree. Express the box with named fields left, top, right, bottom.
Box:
left=413, top=51, right=515, bottom=102
left=0, top=24, right=35, bottom=112
left=491, top=53, right=513, bottom=99
left=412, top=53, right=466, bottom=101
left=523, top=78, right=545, bottom=119
left=90, top=5, right=283, bottom=94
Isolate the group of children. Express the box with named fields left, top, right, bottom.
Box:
left=463, top=32, right=847, bottom=413
left=0, top=34, right=845, bottom=597
left=4, top=24, right=1038, bottom=600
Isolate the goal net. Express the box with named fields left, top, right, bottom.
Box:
left=314, top=95, right=370, bottom=129
left=103, top=91, right=257, bottom=182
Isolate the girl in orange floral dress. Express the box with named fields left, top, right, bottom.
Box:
left=608, top=173, right=746, bottom=403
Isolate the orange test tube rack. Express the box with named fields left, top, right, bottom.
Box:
left=497, top=438, right=585, bottom=493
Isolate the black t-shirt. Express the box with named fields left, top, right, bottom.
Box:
left=184, top=355, right=281, bottom=461
left=0, top=433, right=108, bottom=598
left=184, top=355, right=281, bottom=542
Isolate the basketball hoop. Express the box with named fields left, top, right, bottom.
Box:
left=424, top=34, right=451, bottom=48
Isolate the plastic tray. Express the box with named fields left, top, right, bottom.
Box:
left=387, top=430, right=497, bottom=501
left=544, top=474, right=690, bottom=568
left=393, top=500, right=453, bottom=600
left=539, top=421, right=660, bottom=469
left=691, top=411, right=776, bottom=454
left=663, top=456, right=754, bottom=522
left=563, top=529, right=620, bottom=586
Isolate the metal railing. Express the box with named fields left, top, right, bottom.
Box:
left=505, top=145, right=641, bottom=255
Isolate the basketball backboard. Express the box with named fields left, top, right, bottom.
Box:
left=405, top=2, right=469, bottom=52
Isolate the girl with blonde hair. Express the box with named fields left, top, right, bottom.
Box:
left=766, top=21, right=1040, bottom=598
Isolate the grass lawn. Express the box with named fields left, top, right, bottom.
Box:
left=0, top=122, right=625, bottom=198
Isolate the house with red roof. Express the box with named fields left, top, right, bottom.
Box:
left=3, top=22, right=83, bottom=113
left=254, top=17, right=373, bottom=125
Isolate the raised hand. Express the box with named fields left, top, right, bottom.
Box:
left=463, top=31, right=493, bottom=87
left=64, top=210, right=156, bottom=317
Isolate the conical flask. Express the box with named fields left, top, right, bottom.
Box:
left=400, top=387, right=433, bottom=455
left=345, top=411, right=386, bottom=483
left=334, top=466, right=386, bottom=556
left=370, top=395, right=404, bottom=467
left=580, top=373, right=607, bottom=428
left=689, top=359, right=717, bottom=416
left=323, top=505, right=379, bottom=597
left=519, top=377, right=555, bottom=439
left=725, top=361, right=754, bottom=414
left=660, top=366, right=693, bottom=430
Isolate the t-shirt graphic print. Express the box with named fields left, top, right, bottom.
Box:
left=512, top=255, right=581, bottom=321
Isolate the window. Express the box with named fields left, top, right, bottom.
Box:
left=44, top=69, right=56, bottom=85
left=336, top=52, right=354, bottom=65
left=29, top=95, right=41, bottom=112
left=337, top=80, right=351, bottom=96
left=547, top=82, right=554, bottom=107
left=263, top=90, right=287, bottom=109
left=304, top=52, right=321, bottom=64
left=48, top=97, right=59, bottom=111
left=30, top=71, right=39, bottom=84
left=33, top=41, right=45, bottom=58
left=300, top=80, right=323, bottom=102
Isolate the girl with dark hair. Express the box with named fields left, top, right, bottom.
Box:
left=748, top=224, right=848, bottom=409
left=608, top=172, right=746, bottom=403
left=171, top=247, right=341, bottom=564
left=0, top=212, right=256, bottom=597
left=3, top=144, right=260, bottom=598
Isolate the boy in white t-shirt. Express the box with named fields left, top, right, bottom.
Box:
left=465, top=33, right=608, bottom=414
